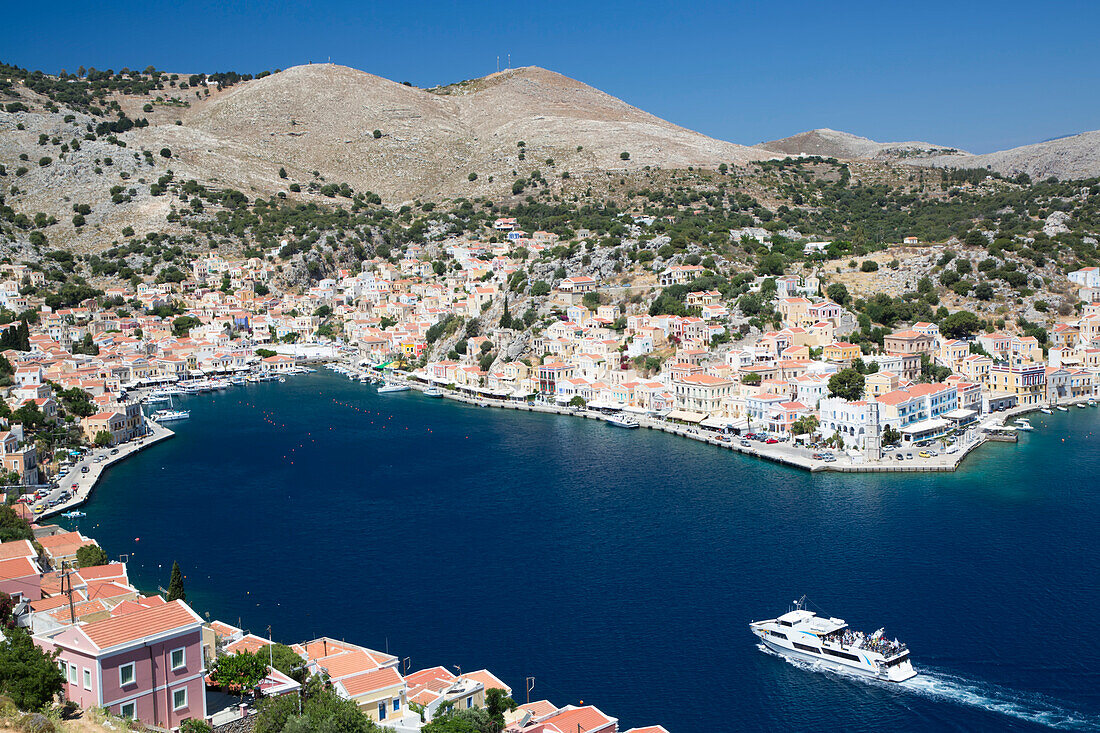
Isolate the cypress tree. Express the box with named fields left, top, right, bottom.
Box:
left=500, top=296, right=512, bottom=330
left=167, top=561, right=186, bottom=602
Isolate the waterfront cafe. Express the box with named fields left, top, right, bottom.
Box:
left=944, top=408, right=979, bottom=429
left=900, top=417, right=952, bottom=444
left=663, top=409, right=708, bottom=425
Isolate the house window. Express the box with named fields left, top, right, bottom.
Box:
left=170, top=647, right=185, bottom=671
left=377, top=701, right=387, bottom=720
left=119, top=662, right=135, bottom=686
left=173, top=688, right=187, bottom=711
left=83, top=668, right=92, bottom=690
left=393, top=698, right=400, bottom=712
left=68, top=663, right=78, bottom=685
left=120, top=702, right=136, bottom=719
left=466, top=696, right=473, bottom=709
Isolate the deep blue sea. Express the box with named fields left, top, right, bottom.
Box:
left=65, top=372, right=1100, bottom=732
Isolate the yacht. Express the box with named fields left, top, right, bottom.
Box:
left=61, top=510, right=86, bottom=519
left=150, top=408, right=190, bottom=422
left=607, top=414, right=640, bottom=429
left=749, top=597, right=916, bottom=683
left=1014, top=418, right=1034, bottom=431
left=377, top=382, right=410, bottom=393
left=423, top=387, right=444, bottom=398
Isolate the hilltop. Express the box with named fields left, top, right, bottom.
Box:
left=762, top=126, right=1100, bottom=181
left=165, top=63, right=771, bottom=202
left=759, top=128, right=966, bottom=161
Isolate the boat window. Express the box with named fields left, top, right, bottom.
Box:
left=822, top=647, right=861, bottom=662
left=792, top=642, right=820, bottom=654
left=778, top=620, right=792, bottom=627
left=885, top=653, right=909, bottom=667
left=766, top=630, right=787, bottom=640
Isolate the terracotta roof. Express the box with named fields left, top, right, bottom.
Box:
left=460, top=669, right=511, bottom=694
left=316, top=649, right=385, bottom=680
left=0, top=539, right=35, bottom=561
left=0, top=556, right=39, bottom=581
left=339, top=666, right=404, bottom=697
left=225, top=634, right=269, bottom=655
left=540, top=706, right=616, bottom=733
left=79, top=599, right=201, bottom=650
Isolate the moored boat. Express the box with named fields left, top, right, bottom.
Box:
left=377, top=382, right=410, bottom=393
left=750, top=597, right=916, bottom=683
left=1040, top=407, right=1053, bottom=414
left=423, top=388, right=444, bottom=398
left=151, top=408, right=190, bottom=422
left=61, top=510, right=86, bottom=519
left=1057, top=405, right=1069, bottom=412
left=607, top=414, right=640, bottom=429
left=1014, top=418, right=1034, bottom=431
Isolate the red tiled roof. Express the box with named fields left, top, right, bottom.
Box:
left=339, top=666, right=403, bottom=697
left=79, top=599, right=201, bottom=650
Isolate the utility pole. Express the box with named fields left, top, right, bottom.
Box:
left=526, top=676, right=535, bottom=704
left=267, top=625, right=274, bottom=669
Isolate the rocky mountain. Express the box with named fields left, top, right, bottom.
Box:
left=915, top=130, right=1100, bottom=181
left=157, top=63, right=770, bottom=202
left=758, top=128, right=967, bottom=161
left=760, top=127, right=1100, bottom=181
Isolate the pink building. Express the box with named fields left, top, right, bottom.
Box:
left=35, top=600, right=207, bottom=728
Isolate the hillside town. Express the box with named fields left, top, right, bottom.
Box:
left=0, top=214, right=1099, bottom=731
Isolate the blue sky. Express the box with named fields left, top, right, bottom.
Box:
left=7, top=0, right=1098, bottom=153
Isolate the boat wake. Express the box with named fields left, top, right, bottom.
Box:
left=757, top=643, right=1100, bottom=730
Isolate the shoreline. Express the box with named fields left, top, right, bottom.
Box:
left=35, top=419, right=175, bottom=521
left=347, top=363, right=1100, bottom=474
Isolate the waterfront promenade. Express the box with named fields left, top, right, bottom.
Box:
left=34, top=418, right=175, bottom=521
left=352, top=363, right=1098, bottom=474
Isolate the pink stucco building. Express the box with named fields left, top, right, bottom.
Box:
left=34, top=599, right=207, bottom=728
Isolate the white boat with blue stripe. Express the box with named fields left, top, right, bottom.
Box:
left=750, top=596, right=917, bottom=682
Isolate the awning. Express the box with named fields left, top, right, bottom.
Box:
left=944, top=408, right=977, bottom=421
left=901, top=418, right=950, bottom=435
left=621, top=405, right=651, bottom=415
left=700, top=416, right=735, bottom=430
left=666, top=409, right=707, bottom=423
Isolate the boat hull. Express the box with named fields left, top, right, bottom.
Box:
left=755, top=633, right=916, bottom=683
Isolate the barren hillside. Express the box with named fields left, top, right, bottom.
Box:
left=758, top=128, right=967, bottom=161
left=167, top=64, right=771, bottom=202
left=914, top=129, right=1100, bottom=181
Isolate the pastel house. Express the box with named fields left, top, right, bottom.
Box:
left=34, top=600, right=207, bottom=729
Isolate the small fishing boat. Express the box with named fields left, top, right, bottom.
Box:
left=1014, top=418, right=1034, bottom=432
left=1078, top=402, right=1088, bottom=409
left=61, top=510, right=86, bottom=519
left=607, top=414, right=640, bottom=429
left=1089, top=399, right=1097, bottom=407
left=1057, top=405, right=1069, bottom=412
left=1040, top=407, right=1053, bottom=414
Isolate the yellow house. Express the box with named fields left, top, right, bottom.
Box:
left=336, top=667, right=407, bottom=724
left=988, top=362, right=1046, bottom=406
left=865, top=370, right=900, bottom=397
left=938, top=339, right=970, bottom=370
left=823, top=341, right=860, bottom=364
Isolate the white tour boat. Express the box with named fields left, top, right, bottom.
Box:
left=1014, top=418, right=1034, bottom=431
left=750, top=597, right=917, bottom=683
left=377, top=382, right=410, bottom=393
left=423, top=388, right=444, bottom=398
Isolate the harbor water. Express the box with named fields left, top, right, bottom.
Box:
left=72, top=372, right=1100, bottom=731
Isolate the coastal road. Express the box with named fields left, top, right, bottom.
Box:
left=27, top=419, right=175, bottom=521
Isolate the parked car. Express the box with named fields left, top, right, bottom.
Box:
left=919, top=451, right=932, bottom=458
left=110, top=448, right=119, bottom=455
left=765, top=438, right=779, bottom=444
left=895, top=453, right=905, bottom=461
left=740, top=440, right=751, bottom=447
left=81, top=466, right=89, bottom=473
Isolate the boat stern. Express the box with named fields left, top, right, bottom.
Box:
left=886, top=657, right=917, bottom=682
